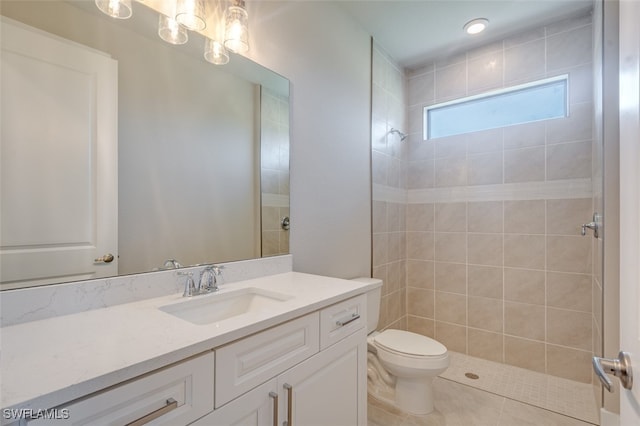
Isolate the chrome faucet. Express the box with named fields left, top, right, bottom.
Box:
left=163, top=259, right=183, bottom=269
left=178, top=271, right=196, bottom=297
left=179, top=264, right=225, bottom=297
left=198, top=266, right=218, bottom=293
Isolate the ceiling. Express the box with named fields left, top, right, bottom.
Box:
left=337, top=0, right=594, bottom=69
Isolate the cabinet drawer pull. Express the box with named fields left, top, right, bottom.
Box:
left=336, top=313, right=360, bottom=327
left=269, top=391, right=278, bottom=426
left=283, top=383, right=293, bottom=426
left=126, top=398, right=178, bottom=426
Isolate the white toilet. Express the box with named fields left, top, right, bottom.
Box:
left=358, top=278, right=449, bottom=415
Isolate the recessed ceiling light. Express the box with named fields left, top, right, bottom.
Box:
left=464, top=18, right=489, bottom=35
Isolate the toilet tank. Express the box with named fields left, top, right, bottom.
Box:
left=350, top=278, right=382, bottom=334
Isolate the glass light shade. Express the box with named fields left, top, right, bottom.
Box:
left=95, top=0, right=132, bottom=19
left=175, top=0, right=206, bottom=31
left=158, top=15, right=188, bottom=45
left=204, top=38, right=229, bottom=65
left=224, top=4, right=249, bottom=53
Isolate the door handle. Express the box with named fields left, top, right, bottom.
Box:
left=94, top=253, right=115, bottom=263
left=592, top=351, right=633, bottom=392
left=581, top=212, right=600, bottom=238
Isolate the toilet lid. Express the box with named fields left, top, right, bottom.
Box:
left=374, top=329, right=447, bottom=357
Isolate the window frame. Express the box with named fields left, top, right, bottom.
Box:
left=423, top=74, right=570, bottom=140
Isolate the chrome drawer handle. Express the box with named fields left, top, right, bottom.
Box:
left=336, top=313, right=360, bottom=327
left=126, top=398, right=178, bottom=426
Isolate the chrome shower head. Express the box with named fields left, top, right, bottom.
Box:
left=389, top=128, right=408, bottom=141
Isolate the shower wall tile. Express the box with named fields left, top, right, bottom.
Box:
left=546, top=345, right=593, bottom=383
left=504, top=200, right=546, bottom=234
left=468, top=233, right=503, bottom=266
left=504, top=268, right=545, bottom=305
left=546, top=198, right=592, bottom=236
left=504, top=39, right=546, bottom=83
left=435, top=62, right=467, bottom=102
left=407, top=203, right=434, bottom=231
left=547, top=25, right=593, bottom=72
left=407, top=315, right=435, bottom=338
left=504, top=235, right=546, bottom=269
left=468, top=201, right=503, bottom=233
left=468, top=152, right=504, bottom=185
left=434, top=262, right=467, bottom=294
left=547, top=272, right=592, bottom=312
left=468, top=329, right=504, bottom=363
left=400, top=13, right=595, bottom=382
left=468, top=296, right=503, bottom=332
left=435, top=202, right=467, bottom=231
left=407, top=231, right=435, bottom=260
left=503, top=121, right=545, bottom=149
left=435, top=291, right=467, bottom=325
left=504, top=301, right=545, bottom=341
left=546, top=102, right=593, bottom=144
left=435, top=321, right=467, bottom=353
left=547, top=308, right=592, bottom=350
left=468, top=50, right=504, bottom=93
left=434, top=232, right=467, bottom=263
left=504, top=146, right=546, bottom=183
left=408, top=287, right=434, bottom=318
left=547, top=236, right=592, bottom=273
left=407, top=260, right=434, bottom=289
left=435, top=156, right=467, bottom=187
left=468, top=265, right=503, bottom=299
left=547, top=141, right=592, bottom=180
left=504, top=336, right=546, bottom=373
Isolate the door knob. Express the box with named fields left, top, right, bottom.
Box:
left=592, top=351, right=633, bottom=392
left=94, top=253, right=115, bottom=263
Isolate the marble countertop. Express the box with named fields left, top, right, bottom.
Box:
left=0, top=272, right=379, bottom=417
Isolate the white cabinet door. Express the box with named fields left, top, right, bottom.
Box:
left=0, top=18, right=118, bottom=289
left=277, top=330, right=366, bottom=426
left=192, top=379, right=278, bottom=426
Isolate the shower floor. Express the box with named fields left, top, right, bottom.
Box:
left=368, top=351, right=599, bottom=426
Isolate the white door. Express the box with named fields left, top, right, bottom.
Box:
left=619, top=1, right=640, bottom=424
left=0, top=18, right=118, bottom=289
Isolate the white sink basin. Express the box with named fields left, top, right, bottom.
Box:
left=159, top=287, right=293, bottom=325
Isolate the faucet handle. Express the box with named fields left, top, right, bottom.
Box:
left=212, top=265, right=225, bottom=286
left=178, top=271, right=196, bottom=297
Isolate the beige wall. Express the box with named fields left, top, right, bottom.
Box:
left=372, top=12, right=598, bottom=383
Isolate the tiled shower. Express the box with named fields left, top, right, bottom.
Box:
left=372, top=11, right=599, bottom=385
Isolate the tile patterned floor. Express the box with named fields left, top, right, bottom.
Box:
left=369, top=352, right=599, bottom=426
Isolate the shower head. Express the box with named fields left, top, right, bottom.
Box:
left=389, top=128, right=408, bottom=141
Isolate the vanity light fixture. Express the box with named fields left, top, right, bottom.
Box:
left=95, top=0, right=132, bottom=19
left=204, top=38, right=230, bottom=65
left=158, top=14, right=188, bottom=45
left=176, top=0, right=207, bottom=31
left=224, top=0, right=250, bottom=53
left=463, top=18, right=489, bottom=35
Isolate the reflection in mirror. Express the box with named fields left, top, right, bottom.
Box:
left=0, top=1, right=290, bottom=290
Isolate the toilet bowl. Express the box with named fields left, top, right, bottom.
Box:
left=352, top=277, right=449, bottom=416
left=368, top=329, right=449, bottom=415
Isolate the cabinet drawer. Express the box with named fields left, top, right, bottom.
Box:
left=28, top=352, right=214, bottom=425
left=320, top=294, right=366, bottom=350
left=215, top=312, right=319, bottom=408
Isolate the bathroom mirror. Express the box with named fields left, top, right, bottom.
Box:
left=0, top=0, right=290, bottom=290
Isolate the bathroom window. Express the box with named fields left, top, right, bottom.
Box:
left=424, top=75, right=568, bottom=140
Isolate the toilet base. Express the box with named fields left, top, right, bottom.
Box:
left=395, top=376, right=435, bottom=415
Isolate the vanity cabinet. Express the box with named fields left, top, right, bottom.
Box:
left=194, top=294, right=367, bottom=426
left=27, top=352, right=215, bottom=426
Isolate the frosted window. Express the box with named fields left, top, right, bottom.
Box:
left=424, top=75, right=568, bottom=140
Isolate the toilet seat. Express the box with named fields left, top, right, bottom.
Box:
left=373, top=329, right=447, bottom=358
